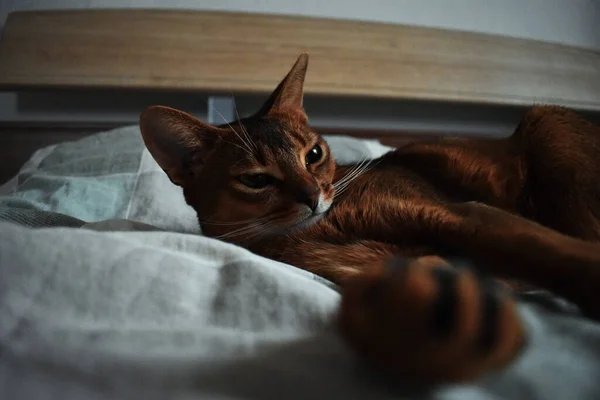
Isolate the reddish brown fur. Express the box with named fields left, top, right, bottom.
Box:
left=140, top=53, right=600, bottom=384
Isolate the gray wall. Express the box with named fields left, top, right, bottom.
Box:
left=3, top=0, right=599, bottom=49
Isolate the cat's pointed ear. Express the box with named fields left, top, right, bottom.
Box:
left=257, top=52, right=309, bottom=119
left=139, top=106, right=221, bottom=186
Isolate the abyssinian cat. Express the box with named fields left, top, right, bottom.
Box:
left=139, top=53, right=600, bottom=383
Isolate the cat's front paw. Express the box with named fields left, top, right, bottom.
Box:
left=338, top=256, right=527, bottom=383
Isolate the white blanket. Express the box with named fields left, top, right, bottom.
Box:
left=1, top=126, right=600, bottom=399
left=2, top=223, right=600, bottom=400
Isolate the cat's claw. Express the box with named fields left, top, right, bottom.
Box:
left=338, top=256, right=527, bottom=383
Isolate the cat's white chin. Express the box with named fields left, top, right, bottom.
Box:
left=315, top=193, right=332, bottom=215
left=295, top=212, right=326, bottom=230
left=295, top=195, right=331, bottom=229
left=268, top=195, right=332, bottom=237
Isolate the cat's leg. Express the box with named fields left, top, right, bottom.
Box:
left=511, top=107, right=600, bottom=240
left=273, top=238, right=527, bottom=383
left=388, top=106, right=600, bottom=241
left=348, top=199, right=600, bottom=319
left=317, top=200, right=600, bottom=383
left=339, top=255, right=525, bottom=383
left=336, top=199, right=600, bottom=383
left=323, top=194, right=600, bottom=313
left=443, top=201, right=600, bottom=320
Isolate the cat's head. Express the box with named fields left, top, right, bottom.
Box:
left=139, top=53, right=336, bottom=244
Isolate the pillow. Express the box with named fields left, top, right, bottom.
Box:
left=0, top=125, right=392, bottom=232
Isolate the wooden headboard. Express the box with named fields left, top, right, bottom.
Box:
left=1, top=9, right=599, bottom=110
left=0, top=9, right=599, bottom=183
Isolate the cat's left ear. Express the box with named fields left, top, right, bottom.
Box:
left=256, top=52, right=309, bottom=120
left=139, top=105, right=223, bottom=186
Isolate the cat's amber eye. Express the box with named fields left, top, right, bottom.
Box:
left=237, top=173, right=275, bottom=189
left=306, top=144, right=323, bottom=165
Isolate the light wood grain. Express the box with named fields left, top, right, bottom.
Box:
left=0, top=10, right=599, bottom=110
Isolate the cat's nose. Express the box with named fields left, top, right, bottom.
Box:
left=298, top=185, right=320, bottom=212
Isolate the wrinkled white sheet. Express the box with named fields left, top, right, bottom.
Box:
left=2, top=222, right=600, bottom=400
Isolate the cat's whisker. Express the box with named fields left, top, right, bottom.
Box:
left=332, top=164, right=362, bottom=191
left=337, top=160, right=375, bottom=193
left=336, top=162, right=377, bottom=197
left=212, top=210, right=299, bottom=242
left=201, top=219, right=272, bottom=227
left=214, top=218, right=274, bottom=240
left=221, top=225, right=271, bottom=242
left=333, top=163, right=360, bottom=188
left=200, top=215, right=273, bottom=226
left=205, top=99, right=254, bottom=155
left=232, top=95, right=258, bottom=152
left=214, top=222, right=264, bottom=240
left=334, top=157, right=379, bottom=200
left=343, top=156, right=378, bottom=184
left=334, top=156, right=370, bottom=186
left=334, top=157, right=370, bottom=190
left=243, top=223, right=275, bottom=242
left=238, top=120, right=257, bottom=153
left=221, top=140, right=254, bottom=155
left=234, top=130, right=255, bottom=155
left=336, top=163, right=370, bottom=193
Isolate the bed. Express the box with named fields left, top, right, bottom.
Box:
left=1, top=10, right=600, bottom=400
